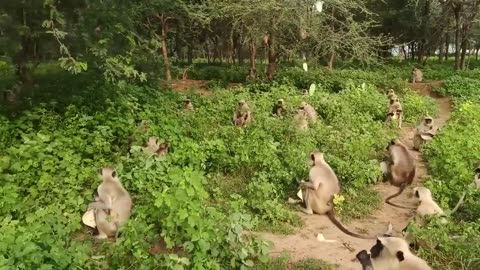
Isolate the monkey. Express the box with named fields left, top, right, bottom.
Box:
left=183, top=98, right=194, bottom=111
left=387, top=89, right=398, bottom=101
left=142, top=136, right=169, bottom=157
left=300, top=101, right=317, bottom=123
left=272, top=98, right=287, bottom=118
left=2, top=89, right=16, bottom=104
left=232, top=99, right=252, bottom=126
left=294, top=108, right=309, bottom=131
left=385, top=98, right=403, bottom=128
left=472, top=163, right=480, bottom=189
left=413, top=116, right=437, bottom=151
left=297, top=152, right=378, bottom=239
left=356, top=237, right=431, bottom=270
left=412, top=187, right=446, bottom=226
left=143, top=136, right=160, bottom=156
left=156, top=142, right=169, bottom=156
left=412, top=68, right=423, bottom=83
left=383, top=139, right=416, bottom=209
left=88, top=167, right=132, bottom=239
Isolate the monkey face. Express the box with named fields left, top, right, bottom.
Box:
left=369, top=239, right=384, bottom=259
left=277, top=99, right=284, bottom=105
left=424, top=118, right=432, bottom=125
left=371, top=238, right=405, bottom=263
left=100, top=167, right=117, bottom=179
left=185, top=99, right=191, bottom=104
left=356, top=250, right=373, bottom=269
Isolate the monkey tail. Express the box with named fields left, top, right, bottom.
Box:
left=326, top=211, right=375, bottom=239
left=450, top=191, right=466, bottom=214
left=385, top=183, right=416, bottom=210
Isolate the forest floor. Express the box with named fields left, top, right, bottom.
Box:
left=259, top=81, right=451, bottom=269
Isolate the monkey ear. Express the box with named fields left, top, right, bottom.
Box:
left=112, top=171, right=117, bottom=178
left=396, top=251, right=405, bottom=262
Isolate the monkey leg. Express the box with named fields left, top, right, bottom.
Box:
left=297, top=189, right=314, bottom=215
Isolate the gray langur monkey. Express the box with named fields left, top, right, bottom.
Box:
left=272, top=98, right=287, bottom=118
left=412, top=68, right=423, bottom=83
left=298, top=152, right=378, bottom=239
left=233, top=99, right=252, bottom=127
left=183, top=98, right=194, bottom=111
left=385, top=98, right=403, bottom=128
left=143, top=136, right=169, bottom=157
left=300, top=101, right=317, bottom=123
left=356, top=237, right=431, bottom=270
left=472, top=163, right=480, bottom=189
left=383, top=139, right=416, bottom=209
left=387, top=89, right=398, bottom=101
left=413, top=116, right=437, bottom=151
left=88, top=167, right=132, bottom=239
left=294, top=108, right=309, bottom=131
left=412, top=187, right=446, bottom=226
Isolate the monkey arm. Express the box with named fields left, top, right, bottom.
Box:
left=300, top=180, right=321, bottom=190
left=88, top=201, right=109, bottom=210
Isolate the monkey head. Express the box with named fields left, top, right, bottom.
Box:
left=385, top=139, right=397, bottom=150
left=99, top=167, right=118, bottom=182
left=475, top=163, right=480, bottom=174
left=309, top=151, right=324, bottom=167
left=156, top=142, right=169, bottom=156
left=184, top=98, right=191, bottom=105
left=356, top=250, right=374, bottom=269
left=238, top=99, right=245, bottom=106
left=413, top=187, right=432, bottom=202
left=370, top=237, right=407, bottom=263
left=423, top=116, right=433, bottom=125
left=146, top=136, right=160, bottom=147
left=277, top=98, right=284, bottom=105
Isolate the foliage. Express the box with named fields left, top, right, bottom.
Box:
left=438, top=76, right=480, bottom=104
left=420, top=101, right=480, bottom=269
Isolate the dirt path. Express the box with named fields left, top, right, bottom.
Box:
left=260, top=82, right=452, bottom=269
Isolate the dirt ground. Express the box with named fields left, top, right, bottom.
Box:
left=259, top=82, right=452, bottom=269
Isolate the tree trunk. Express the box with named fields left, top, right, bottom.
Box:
left=453, top=8, right=461, bottom=70
left=444, top=33, right=449, bottom=61
left=187, top=44, right=193, bottom=64
left=159, top=15, right=171, bottom=81
left=460, top=39, right=468, bottom=70
left=438, top=37, right=445, bottom=63
left=266, top=34, right=277, bottom=80
left=400, top=46, right=407, bottom=60
left=476, top=48, right=479, bottom=61
left=247, top=40, right=257, bottom=80
left=14, top=36, right=34, bottom=86
left=327, top=51, right=336, bottom=71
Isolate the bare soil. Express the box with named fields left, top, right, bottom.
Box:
left=259, top=82, right=452, bottom=269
